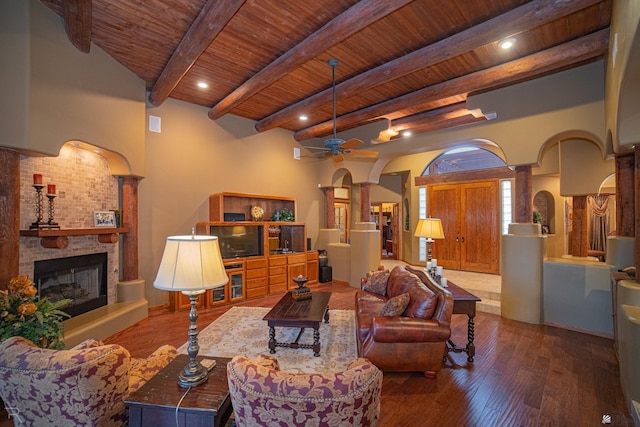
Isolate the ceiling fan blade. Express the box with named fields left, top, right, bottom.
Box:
left=332, top=153, right=344, bottom=163
left=347, top=149, right=378, bottom=157
left=339, top=138, right=363, bottom=150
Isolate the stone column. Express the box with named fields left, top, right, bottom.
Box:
left=360, top=183, right=371, bottom=223
left=571, top=195, right=588, bottom=257
left=616, top=153, right=635, bottom=237
left=0, top=148, right=20, bottom=290
left=325, top=187, right=335, bottom=229
left=121, top=177, right=139, bottom=281
left=514, top=165, right=533, bottom=223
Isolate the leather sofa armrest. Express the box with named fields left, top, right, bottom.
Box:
left=370, top=316, right=451, bottom=343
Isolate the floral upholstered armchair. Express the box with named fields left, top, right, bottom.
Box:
left=0, top=336, right=177, bottom=427
left=227, top=354, right=383, bottom=427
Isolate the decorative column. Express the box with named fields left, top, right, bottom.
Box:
left=571, top=195, right=588, bottom=257
left=360, top=183, right=371, bottom=223
left=514, top=165, right=533, bottom=223
left=325, top=187, right=335, bottom=229
left=616, top=153, right=635, bottom=237
left=121, top=176, right=139, bottom=281
left=0, top=148, right=20, bottom=290
left=636, top=146, right=640, bottom=281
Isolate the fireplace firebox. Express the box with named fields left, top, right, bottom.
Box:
left=33, top=253, right=108, bottom=318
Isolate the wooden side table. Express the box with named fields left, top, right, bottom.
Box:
left=126, top=354, right=233, bottom=427
left=445, top=281, right=481, bottom=362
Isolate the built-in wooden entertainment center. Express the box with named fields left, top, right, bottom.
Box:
left=169, top=193, right=319, bottom=311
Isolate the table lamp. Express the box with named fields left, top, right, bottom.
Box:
left=414, top=218, right=444, bottom=263
left=154, top=233, right=228, bottom=388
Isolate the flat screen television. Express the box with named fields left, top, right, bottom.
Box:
left=209, top=225, right=263, bottom=259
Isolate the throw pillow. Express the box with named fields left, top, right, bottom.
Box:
left=363, top=269, right=390, bottom=295
left=380, top=292, right=410, bottom=316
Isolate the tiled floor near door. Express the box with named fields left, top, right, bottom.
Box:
left=381, top=260, right=501, bottom=315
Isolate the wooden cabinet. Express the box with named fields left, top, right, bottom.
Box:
left=209, top=192, right=296, bottom=222
left=306, top=251, right=318, bottom=285
left=245, top=257, right=267, bottom=299
left=268, top=255, right=287, bottom=294
left=286, top=253, right=307, bottom=290
left=169, top=291, right=205, bottom=312
left=206, top=259, right=245, bottom=306
left=170, top=192, right=320, bottom=311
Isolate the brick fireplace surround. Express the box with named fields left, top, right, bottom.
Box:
left=0, top=145, right=146, bottom=347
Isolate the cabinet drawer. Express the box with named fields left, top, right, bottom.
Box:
left=246, top=267, right=266, bottom=279
left=287, top=253, right=306, bottom=264
left=246, top=257, right=267, bottom=269
left=306, top=251, right=318, bottom=261
left=269, top=283, right=287, bottom=294
left=247, top=277, right=267, bottom=290
left=269, top=274, right=286, bottom=285
left=269, top=256, right=287, bottom=266
left=269, top=266, right=286, bottom=276
left=247, top=287, right=267, bottom=299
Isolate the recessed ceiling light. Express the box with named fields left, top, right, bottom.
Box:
left=402, top=131, right=412, bottom=137
left=197, top=82, right=208, bottom=89
left=299, top=115, right=308, bottom=121
left=499, top=38, right=515, bottom=49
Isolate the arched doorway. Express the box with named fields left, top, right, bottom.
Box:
left=417, top=146, right=512, bottom=274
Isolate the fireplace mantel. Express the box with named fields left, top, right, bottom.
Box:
left=20, top=227, right=129, bottom=249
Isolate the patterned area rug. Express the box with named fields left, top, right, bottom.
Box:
left=178, top=306, right=357, bottom=373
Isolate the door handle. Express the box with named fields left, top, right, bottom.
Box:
left=461, top=237, right=465, bottom=242
left=456, top=237, right=459, bottom=242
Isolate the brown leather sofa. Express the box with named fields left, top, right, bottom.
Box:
left=355, top=265, right=454, bottom=378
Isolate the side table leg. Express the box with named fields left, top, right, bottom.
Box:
left=324, top=305, right=330, bottom=323
left=313, top=327, right=320, bottom=357
left=467, top=316, right=476, bottom=362
left=268, top=326, right=276, bottom=354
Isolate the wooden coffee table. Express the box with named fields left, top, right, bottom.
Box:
left=126, top=354, right=233, bottom=427
left=263, top=291, right=331, bottom=357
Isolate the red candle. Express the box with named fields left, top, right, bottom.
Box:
left=33, top=174, right=43, bottom=185
left=47, top=184, right=56, bottom=195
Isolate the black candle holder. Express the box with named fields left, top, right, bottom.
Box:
left=46, top=194, right=60, bottom=229
left=29, top=184, right=46, bottom=229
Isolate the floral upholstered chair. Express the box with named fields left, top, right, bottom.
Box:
left=227, top=354, right=383, bottom=427
left=0, top=336, right=177, bottom=427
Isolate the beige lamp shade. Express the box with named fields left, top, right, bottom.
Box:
left=414, top=218, right=445, bottom=241
left=154, top=235, right=228, bottom=293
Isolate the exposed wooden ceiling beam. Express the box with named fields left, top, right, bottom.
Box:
left=293, top=28, right=609, bottom=141
left=207, top=0, right=414, bottom=120
left=148, top=0, right=246, bottom=107
left=390, top=103, right=478, bottom=132
left=63, top=0, right=92, bottom=53
left=256, top=0, right=603, bottom=133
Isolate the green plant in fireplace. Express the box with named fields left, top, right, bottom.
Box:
left=0, top=275, right=71, bottom=349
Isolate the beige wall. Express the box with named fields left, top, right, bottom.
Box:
left=606, top=0, right=640, bottom=152
left=140, top=99, right=325, bottom=306
left=0, top=0, right=146, bottom=176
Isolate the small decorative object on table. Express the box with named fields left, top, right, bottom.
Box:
left=292, top=275, right=311, bottom=300
left=94, top=211, right=116, bottom=227
left=250, top=205, right=264, bottom=221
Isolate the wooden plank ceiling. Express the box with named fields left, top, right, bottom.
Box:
left=43, top=0, right=611, bottom=147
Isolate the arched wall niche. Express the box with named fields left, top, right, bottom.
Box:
left=17, top=140, right=133, bottom=177
left=533, top=190, right=555, bottom=234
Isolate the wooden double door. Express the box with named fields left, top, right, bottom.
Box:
left=428, top=180, right=500, bottom=274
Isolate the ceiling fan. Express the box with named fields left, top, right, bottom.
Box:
left=304, top=59, right=378, bottom=163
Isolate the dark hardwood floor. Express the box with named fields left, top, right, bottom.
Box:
left=1, top=281, right=632, bottom=426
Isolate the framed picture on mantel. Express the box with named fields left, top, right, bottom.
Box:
left=94, top=211, right=116, bottom=227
